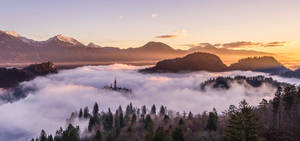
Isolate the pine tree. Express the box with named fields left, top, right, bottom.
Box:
left=272, top=87, right=282, bottom=128
left=144, top=114, right=153, bottom=131
left=206, top=110, right=218, bottom=131
left=142, top=105, right=147, bottom=116
left=62, top=124, right=80, bottom=141
left=178, top=118, right=184, bottom=126
left=188, top=111, right=193, bottom=120
left=283, top=85, right=296, bottom=110
left=103, top=108, right=113, bottom=131
left=78, top=108, right=83, bottom=118
left=84, top=107, right=90, bottom=118
left=48, top=135, right=54, bottom=141
left=151, top=104, right=156, bottom=115
left=159, top=106, right=166, bottom=116
left=93, top=102, right=99, bottom=117
left=132, top=112, right=137, bottom=124
left=88, top=116, right=96, bottom=132
left=39, top=129, right=47, bottom=141
left=224, top=100, right=260, bottom=141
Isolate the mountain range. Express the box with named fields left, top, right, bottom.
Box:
left=0, top=30, right=273, bottom=66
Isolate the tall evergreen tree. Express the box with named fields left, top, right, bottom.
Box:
left=144, top=114, right=153, bottom=131
left=142, top=105, right=147, bottom=116
left=48, top=135, right=54, bottom=141
left=151, top=104, right=156, bottom=115
left=62, top=124, right=80, bottom=141
left=78, top=108, right=83, bottom=118
left=159, top=106, right=166, bottom=116
left=84, top=107, right=90, bottom=118
left=93, top=102, right=99, bottom=117
left=224, top=100, right=260, bottom=141
left=206, top=111, right=218, bottom=131
left=39, top=129, right=47, bottom=141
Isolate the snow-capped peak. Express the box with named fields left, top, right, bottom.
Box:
left=5, top=31, right=20, bottom=37
left=54, top=34, right=81, bottom=45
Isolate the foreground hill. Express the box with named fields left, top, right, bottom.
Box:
left=228, top=56, right=289, bottom=74
left=0, top=62, right=57, bottom=89
left=140, top=52, right=228, bottom=73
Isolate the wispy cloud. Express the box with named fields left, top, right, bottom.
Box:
left=263, top=41, right=286, bottom=47
left=210, top=41, right=287, bottom=49
left=183, top=43, right=214, bottom=48
left=155, top=35, right=177, bottom=39
left=151, top=13, right=158, bottom=18
left=155, top=29, right=187, bottom=39
left=220, top=41, right=261, bottom=49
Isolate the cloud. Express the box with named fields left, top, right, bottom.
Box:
left=263, top=41, right=286, bottom=47
left=221, top=41, right=261, bottom=49
left=155, top=29, right=187, bottom=39
left=186, top=41, right=287, bottom=49
left=119, top=16, right=124, bottom=19
left=155, top=35, right=178, bottom=39
left=183, top=43, right=215, bottom=48
left=151, top=13, right=158, bottom=18
left=0, top=64, right=299, bottom=140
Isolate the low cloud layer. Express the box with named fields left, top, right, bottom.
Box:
left=0, top=64, right=299, bottom=140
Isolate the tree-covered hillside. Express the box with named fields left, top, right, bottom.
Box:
left=32, top=85, right=300, bottom=141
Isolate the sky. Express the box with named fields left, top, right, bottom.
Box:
left=1, top=0, right=300, bottom=54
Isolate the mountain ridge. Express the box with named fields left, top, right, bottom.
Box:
left=0, top=30, right=277, bottom=67
left=140, top=52, right=289, bottom=74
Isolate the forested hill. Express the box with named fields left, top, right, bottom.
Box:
left=33, top=85, right=300, bottom=141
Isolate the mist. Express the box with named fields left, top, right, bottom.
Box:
left=0, top=64, right=299, bottom=141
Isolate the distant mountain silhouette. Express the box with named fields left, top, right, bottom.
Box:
left=0, top=62, right=57, bottom=89
left=228, top=56, right=289, bottom=74
left=280, top=68, right=300, bottom=78
left=140, top=52, right=227, bottom=73
left=140, top=53, right=291, bottom=74
left=0, top=30, right=273, bottom=65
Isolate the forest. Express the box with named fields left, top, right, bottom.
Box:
left=32, top=85, right=300, bottom=141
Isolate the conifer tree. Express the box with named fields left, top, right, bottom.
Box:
left=62, top=124, right=80, bottom=141
left=142, top=105, right=147, bottom=116
left=93, top=102, right=99, bottom=117
left=48, top=135, right=54, bottom=141
left=84, top=107, right=90, bottom=118
left=78, top=108, right=83, bottom=118
left=224, top=100, right=259, bottom=141
left=159, top=106, right=166, bottom=116
left=144, top=114, right=153, bottom=131
left=206, top=110, right=218, bottom=131
left=39, top=129, right=47, bottom=141
left=151, top=104, right=156, bottom=115
left=132, top=113, right=137, bottom=124
left=188, top=111, right=193, bottom=120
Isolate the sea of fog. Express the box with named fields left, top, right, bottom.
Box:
left=0, top=64, right=299, bottom=141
